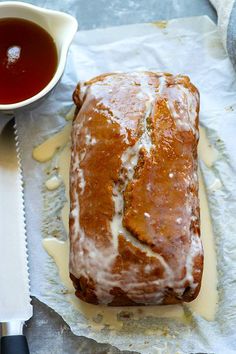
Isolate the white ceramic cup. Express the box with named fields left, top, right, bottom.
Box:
left=0, top=1, right=78, bottom=114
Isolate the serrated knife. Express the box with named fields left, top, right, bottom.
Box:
left=0, top=119, right=32, bottom=354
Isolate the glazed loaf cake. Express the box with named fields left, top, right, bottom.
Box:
left=69, top=72, right=203, bottom=306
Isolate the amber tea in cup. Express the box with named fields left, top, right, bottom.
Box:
left=0, top=18, right=58, bottom=104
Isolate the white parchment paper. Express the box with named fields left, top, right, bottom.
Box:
left=15, top=17, right=236, bottom=353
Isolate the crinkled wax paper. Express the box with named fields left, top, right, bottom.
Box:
left=15, top=16, right=236, bottom=353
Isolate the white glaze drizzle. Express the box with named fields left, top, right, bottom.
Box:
left=70, top=117, right=119, bottom=304
left=110, top=73, right=174, bottom=279
left=85, top=129, right=97, bottom=146
left=166, top=83, right=199, bottom=135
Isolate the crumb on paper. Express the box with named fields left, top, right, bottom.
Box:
left=225, top=105, right=234, bottom=112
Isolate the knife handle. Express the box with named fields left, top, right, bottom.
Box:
left=1, top=335, right=29, bottom=354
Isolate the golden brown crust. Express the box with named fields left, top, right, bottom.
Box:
left=69, top=72, right=203, bottom=306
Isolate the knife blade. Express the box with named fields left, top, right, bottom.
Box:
left=0, top=119, right=32, bottom=354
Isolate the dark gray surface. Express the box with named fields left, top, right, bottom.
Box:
left=25, top=298, right=138, bottom=354
left=3, top=0, right=216, bottom=29
left=0, top=1, right=217, bottom=353
left=45, top=0, right=217, bottom=29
